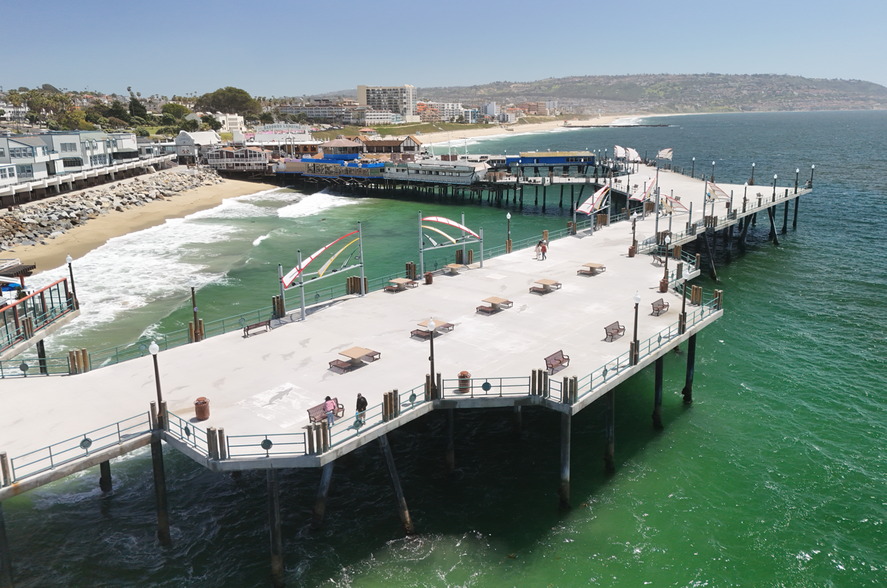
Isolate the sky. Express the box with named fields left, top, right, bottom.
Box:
left=4, top=0, right=886, bottom=99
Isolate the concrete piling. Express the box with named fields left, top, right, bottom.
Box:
left=267, top=470, right=284, bottom=588
left=311, top=462, right=335, bottom=529
left=604, top=391, right=616, bottom=474
left=150, top=439, right=171, bottom=546
left=378, top=434, right=414, bottom=535
left=653, top=357, right=664, bottom=430
left=445, top=409, right=455, bottom=474
left=99, top=460, right=112, bottom=493
left=0, top=502, right=12, bottom=588
left=682, top=334, right=697, bottom=404
left=559, top=412, right=571, bottom=508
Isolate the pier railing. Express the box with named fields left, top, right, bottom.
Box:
left=1, top=278, right=77, bottom=356
left=2, top=412, right=151, bottom=485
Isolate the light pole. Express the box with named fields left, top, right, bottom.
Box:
left=631, top=291, right=641, bottom=365
left=66, top=254, right=77, bottom=303
left=664, top=234, right=672, bottom=278
left=691, top=157, right=695, bottom=179
left=795, top=168, right=799, bottom=194
left=506, top=212, right=512, bottom=252
left=189, top=276, right=199, bottom=342
left=750, top=162, right=755, bottom=185
left=809, top=164, right=815, bottom=188
left=772, top=174, right=777, bottom=201
left=427, top=318, right=436, bottom=397
left=149, top=341, right=164, bottom=427
left=711, top=161, right=715, bottom=183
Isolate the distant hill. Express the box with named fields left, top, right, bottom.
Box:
left=417, top=74, right=887, bottom=114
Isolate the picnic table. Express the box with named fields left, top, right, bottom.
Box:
left=338, top=346, right=381, bottom=366
left=446, top=263, right=465, bottom=275
left=411, top=318, right=455, bottom=340
left=477, top=296, right=513, bottom=314
left=577, top=262, right=606, bottom=276
left=387, top=277, right=417, bottom=292
left=531, top=278, right=562, bottom=294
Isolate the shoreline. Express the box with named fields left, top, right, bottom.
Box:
left=8, top=173, right=276, bottom=275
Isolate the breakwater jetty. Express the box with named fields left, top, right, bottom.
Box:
left=0, top=161, right=812, bottom=587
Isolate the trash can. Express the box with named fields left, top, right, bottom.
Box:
left=425, top=271, right=433, bottom=285
left=457, top=371, right=471, bottom=394
left=194, top=397, right=210, bottom=421
left=628, top=245, right=636, bottom=258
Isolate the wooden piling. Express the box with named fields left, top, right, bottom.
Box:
left=793, top=195, right=800, bottom=229
left=311, top=462, right=335, bottom=529
left=766, top=206, right=780, bottom=246
left=782, top=200, right=789, bottom=234
left=559, top=412, right=571, bottom=509
left=682, top=334, right=696, bottom=404
left=99, top=460, right=112, bottom=492
left=150, top=438, right=171, bottom=546
left=0, top=502, right=13, bottom=588
left=267, top=470, right=285, bottom=588
left=445, top=409, right=455, bottom=474
left=604, top=391, right=616, bottom=474
left=378, top=434, right=414, bottom=535
left=653, top=357, right=664, bottom=430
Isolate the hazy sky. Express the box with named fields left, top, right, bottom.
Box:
left=4, top=0, right=885, bottom=98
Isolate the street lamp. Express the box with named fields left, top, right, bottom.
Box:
left=772, top=174, right=778, bottom=201
left=711, top=161, right=715, bottom=182
left=632, top=291, right=641, bottom=365
left=189, top=276, right=199, bottom=342
left=663, top=234, right=672, bottom=278
left=65, top=254, right=77, bottom=301
left=809, top=164, right=815, bottom=188
left=795, top=168, right=800, bottom=194
left=149, top=341, right=164, bottom=428
left=427, top=318, right=436, bottom=397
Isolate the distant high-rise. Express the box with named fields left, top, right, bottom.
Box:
left=357, top=85, right=417, bottom=117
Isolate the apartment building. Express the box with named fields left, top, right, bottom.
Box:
left=357, top=85, right=419, bottom=121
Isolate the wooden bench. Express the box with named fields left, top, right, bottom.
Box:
left=410, top=322, right=454, bottom=340
left=529, top=286, right=548, bottom=295
left=243, top=319, right=271, bottom=337
left=476, top=305, right=496, bottom=314
left=651, top=298, right=669, bottom=316
left=328, top=359, right=354, bottom=373
left=545, top=350, right=570, bottom=374
left=383, top=285, right=399, bottom=293
left=307, top=398, right=345, bottom=423
left=404, top=280, right=418, bottom=288
left=604, top=321, right=626, bottom=342
left=362, top=350, right=381, bottom=362
left=410, top=328, right=433, bottom=340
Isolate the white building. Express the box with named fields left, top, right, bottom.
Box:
left=484, top=102, right=500, bottom=117
left=174, top=130, right=221, bottom=163
left=419, top=102, right=465, bottom=122
left=357, top=85, right=419, bottom=121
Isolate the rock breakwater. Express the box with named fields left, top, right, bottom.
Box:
left=0, top=170, right=224, bottom=250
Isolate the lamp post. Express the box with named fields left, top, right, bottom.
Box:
left=189, top=276, right=200, bottom=342
left=809, top=164, right=815, bottom=188
left=795, top=168, right=799, bottom=194
left=750, top=162, right=755, bottom=185
left=631, top=291, right=641, bottom=365
left=772, top=174, right=778, bottom=201
left=65, top=254, right=77, bottom=302
left=710, top=161, right=715, bottom=182
left=664, top=234, right=672, bottom=277
left=427, top=318, right=436, bottom=397
left=149, top=341, right=164, bottom=427
left=691, top=157, right=695, bottom=179
left=506, top=212, right=512, bottom=252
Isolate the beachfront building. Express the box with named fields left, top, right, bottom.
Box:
left=353, top=135, right=422, bottom=157
left=484, top=102, right=500, bottom=118
left=204, top=145, right=272, bottom=173
left=174, top=130, right=222, bottom=164
left=357, top=85, right=419, bottom=122
left=248, top=132, right=320, bottom=158
left=382, top=159, right=489, bottom=185
left=417, top=102, right=465, bottom=122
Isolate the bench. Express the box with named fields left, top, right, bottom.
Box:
left=362, top=350, right=381, bottom=362
left=604, top=321, right=626, bottom=342
left=651, top=298, right=669, bottom=316
left=243, top=319, right=271, bottom=337
left=545, top=350, right=570, bottom=374
left=529, top=286, right=548, bottom=295
left=476, top=305, right=496, bottom=315
left=384, top=285, right=399, bottom=293
left=307, top=398, right=345, bottom=424
left=328, top=359, right=354, bottom=373
left=404, top=280, right=418, bottom=288
left=410, top=328, right=433, bottom=340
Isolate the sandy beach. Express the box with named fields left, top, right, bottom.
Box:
left=6, top=173, right=275, bottom=275
left=417, top=114, right=641, bottom=145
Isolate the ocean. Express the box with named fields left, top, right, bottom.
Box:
left=4, top=110, right=887, bottom=587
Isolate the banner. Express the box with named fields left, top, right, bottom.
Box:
left=577, top=185, right=610, bottom=214
left=656, top=148, right=673, bottom=160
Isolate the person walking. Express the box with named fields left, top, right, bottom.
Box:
left=323, top=396, right=337, bottom=428
left=540, top=241, right=548, bottom=260
left=356, top=393, right=368, bottom=424
left=534, top=241, right=542, bottom=260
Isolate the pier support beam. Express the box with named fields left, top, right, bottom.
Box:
left=99, top=460, right=112, bottom=493
left=699, top=232, right=719, bottom=281
left=378, top=434, right=414, bottom=535
left=793, top=196, right=800, bottom=229
left=653, top=357, right=664, bottom=429
left=513, top=405, right=522, bottom=434
left=150, top=439, right=171, bottom=546
left=0, top=502, right=13, bottom=588
left=681, top=334, right=697, bottom=404
left=311, top=462, right=335, bottom=529
left=267, top=470, right=285, bottom=588
left=766, top=206, right=780, bottom=246
left=36, top=340, right=47, bottom=375
left=559, top=412, right=571, bottom=509
left=445, top=409, right=455, bottom=474
left=782, top=201, right=789, bottom=234
left=603, top=391, right=616, bottom=474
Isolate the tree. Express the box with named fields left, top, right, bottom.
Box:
left=201, top=114, right=223, bottom=131
left=194, top=86, right=261, bottom=118
left=129, top=96, right=147, bottom=119
left=259, top=112, right=274, bottom=125
left=107, top=100, right=131, bottom=124
left=162, top=102, right=191, bottom=119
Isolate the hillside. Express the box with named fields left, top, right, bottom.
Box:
left=410, top=74, right=887, bottom=113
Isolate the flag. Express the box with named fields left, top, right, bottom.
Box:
left=656, top=148, right=673, bottom=160
left=663, top=194, right=688, bottom=211
left=627, top=147, right=640, bottom=162
left=705, top=181, right=730, bottom=202
left=577, top=185, right=610, bottom=214
left=614, top=145, right=626, bottom=159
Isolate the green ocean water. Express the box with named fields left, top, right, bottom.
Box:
left=4, top=111, right=887, bottom=587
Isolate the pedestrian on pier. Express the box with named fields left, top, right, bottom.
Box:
left=535, top=241, right=543, bottom=260
left=541, top=241, right=548, bottom=260
left=324, top=396, right=337, bottom=428
left=356, top=393, right=368, bottom=424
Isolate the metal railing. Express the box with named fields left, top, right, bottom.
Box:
left=4, top=412, right=151, bottom=485
left=166, top=411, right=211, bottom=456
